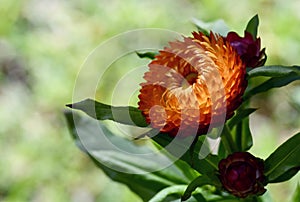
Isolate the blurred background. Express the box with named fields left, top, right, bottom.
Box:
left=0, top=0, right=299, bottom=201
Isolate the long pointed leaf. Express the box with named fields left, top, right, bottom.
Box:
left=67, top=99, right=148, bottom=127
left=264, top=132, right=300, bottom=183
left=245, top=14, right=259, bottom=39
left=244, top=75, right=300, bottom=100
left=247, top=65, right=300, bottom=78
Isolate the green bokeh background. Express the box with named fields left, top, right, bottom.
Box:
left=0, top=0, right=299, bottom=201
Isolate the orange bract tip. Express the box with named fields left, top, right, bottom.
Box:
left=138, top=32, right=247, bottom=137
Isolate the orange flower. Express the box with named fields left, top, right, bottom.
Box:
left=138, top=32, right=247, bottom=137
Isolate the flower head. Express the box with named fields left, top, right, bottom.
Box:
left=226, top=31, right=266, bottom=68
left=218, top=152, right=266, bottom=198
left=138, top=32, right=247, bottom=137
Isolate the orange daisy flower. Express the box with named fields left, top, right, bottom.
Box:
left=138, top=32, right=247, bottom=137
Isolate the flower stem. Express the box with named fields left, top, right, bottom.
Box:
left=189, top=135, right=199, bottom=167
left=222, top=124, right=238, bottom=153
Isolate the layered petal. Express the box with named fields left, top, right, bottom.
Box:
left=138, top=32, right=247, bottom=137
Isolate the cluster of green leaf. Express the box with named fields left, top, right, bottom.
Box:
left=65, top=15, right=300, bottom=202
left=65, top=97, right=300, bottom=201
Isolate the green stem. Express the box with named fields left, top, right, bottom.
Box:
left=222, top=125, right=238, bottom=153
left=189, top=135, right=199, bottom=168
left=236, top=121, right=242, bottom=151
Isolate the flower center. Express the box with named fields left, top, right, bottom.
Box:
left=181, top=73, right=198, bottom=89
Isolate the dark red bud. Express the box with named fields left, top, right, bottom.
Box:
left=218, top=152, right=266, bottom=198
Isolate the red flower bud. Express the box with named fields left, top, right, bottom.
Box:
left=226, top=31, right=266, bottom=68
left=218, top=152, right=266, bottom=198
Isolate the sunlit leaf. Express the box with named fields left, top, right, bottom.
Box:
left=66, top=99, right=148, bottom=127
left=176, top=162, right=199, bottom=181
left=181, top=175, right=221, bottom=201
left=245, top=14, right=259, bottom=39
left=149, top=185, right=184, bottom=202
left=64, top=110, right=190, bottom=201
left=148, top=185, right=206, bottom=202
left=264, top=132, right=300, bottom=183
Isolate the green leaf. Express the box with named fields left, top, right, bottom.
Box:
left=245, top=14, right=259, bottom=39
left=267, top=168, right=299, bottom=183
left=173, top=159, right=199, bottom=181
left=245, top=65, right=300, bottom=100
left=228, top=108, right=257, bottom=129
left=192, top=18, right=229, bottom=36
left=182, top=175, right=221, bottom=201
left=233, top=117, right=253, bottom=151
left=149, top=185, right=184, bottom=202
left=247, top=65, right=300, bottom=78
left=149, top=131, right=219, bottom=175
left=148, top=185, right=206, bottom=202
left=264, top=132, right=300, bottom=183
left=193, top=154, right=220, bottom=176
left=241, top=118, right=253, bottom=151
left=220, top=125, right=238, bottom=154
left=222, top=105, right=255, bottom=153
left=217, top=140, right=226, bottom=159
left=136, top=51, right=159, bottom=60
left=148, top=132, right=198, bottom=181
left=149, top=185, right=206, bottom=202
left=244, top=74, right=300, bottom=100
left=193, top=194, right=207, bottom=202
left=64, top=110, right=190, bottom=201
left=208, top=199, right=243, bottom=202
left=66, top=98, right=148, bottom=127
left=191, top=136, right=220, bottom=175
